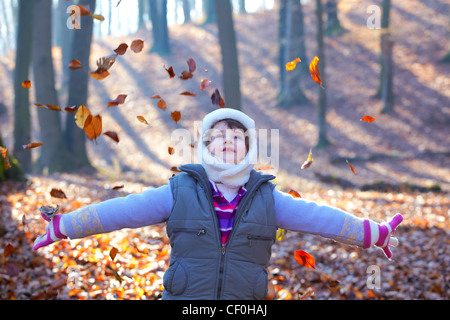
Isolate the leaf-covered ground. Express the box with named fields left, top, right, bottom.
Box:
left=0, top=0, right=449, bottom=299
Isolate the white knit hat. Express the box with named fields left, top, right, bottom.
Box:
left=197, top=108, right=257, bottom=187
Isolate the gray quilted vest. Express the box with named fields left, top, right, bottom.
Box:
left=162, top=164, right=277, bottom=300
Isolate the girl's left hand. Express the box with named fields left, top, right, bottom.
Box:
left=374, top=213, right=403, bottom=259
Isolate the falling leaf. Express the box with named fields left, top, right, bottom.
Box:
left=23, top=142, right=44, bottom=149
left=3, top=243, right=15, bottom=258
left=294, top=250, right=315, bottom=269
left=110, top=247, right=119, bottom=261
left=0, top=146, right=11, bottom=169
left=68, top=59, right=82, bottom=70
left=90, top=13, right=105, bottom=21
left=301, top=149, right=313, bottom=169
left=114, top=43, right=128, bottom=55
left=150, top=94, right=161, bottom=100
left=170, top=166, right=181, bottom=172
left=76, top=4, right=91, bottom=16
left=211, top=89, right=225, bottom=108
left=74, top=105, right=91, bottom=129
left=65, top=105, right=78, bottom=114
left=285, top=57, right=301, bottom=71
left=276, top=229, right=287, bottom=241
left=108, top=94, right=127, bottom=107
left=104, top=131, right=119, bottom=143
left=346, top=159, right=357, bottom=175
left=200, top=79, right=212, bottom=90
left=130, top=39, right=144, bottom=53
left=187, top=58, right=196, bottom=73
left=22, top=80, right=31, bottom=88
left=157, top=99, right=167, bottom=111
left=34, top=104, right=61, bottom=111
left=288, top=189, right=302, bottom=198
left=164, top=66, right=175, bottom=78
left=137, top=116, right=149, bottom=125
left=179, top=91, right=197, bottom=97
left=50, top=188, right=67, bottom=199
left=361, top=115, right=376, bottom=123
left=96, top=55, right=116, bottom=71
left=309, top=56, right=324, bottom=88
left=112, top=185, right=124, bottom=190
left=179, top=71, right=193, bottom=80
left=89, top=68, right=110, bottom=80
left=171, top=111, right=181, bottom=123
left=168, top=147, right=175, bottom=155
left=84, top=114, right=102, bottom=141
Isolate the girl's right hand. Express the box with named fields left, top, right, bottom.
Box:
left=32, top=206, right=67, bottom=250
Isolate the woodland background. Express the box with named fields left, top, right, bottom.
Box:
left=0, top=0, right=449, bottom=300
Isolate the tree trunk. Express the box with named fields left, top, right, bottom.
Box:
left=13, top=0, right=34, bottom=172
left=138, top=0, right=146, bottom=30
left=381, top=32, right=394, bottom=113
left=239, top=0, right=247, bottom=14
left=32, top=0, right=70, bottom=173
left=149, top=0, right=170, bottom=55
left=276, top=0, right=308, bottom=109
left=315, top=0, right=331, bottom=149
left=64, top=0, right=96, bottom=172
left=182, top=0, right=191, bottom=23
left=374, top=0, right=391, bottom=97
left=203, top=0, right=216, bottom=24
left=216, top=0, right=241, bottom=110
left=325, top=0, right=344, bottom=36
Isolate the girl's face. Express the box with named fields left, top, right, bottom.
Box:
left=206, top=121, right=248, bottom=164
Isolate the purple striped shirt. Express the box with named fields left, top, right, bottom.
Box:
left=209, top=180, right=247, bottom=245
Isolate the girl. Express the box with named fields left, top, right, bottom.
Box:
left=33, top=108, right=403, bottom=300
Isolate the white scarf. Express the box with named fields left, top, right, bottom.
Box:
left=197, top=108, right=257, bottom=187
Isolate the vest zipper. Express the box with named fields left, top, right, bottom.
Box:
left=173, top=228, right=206, bottom=236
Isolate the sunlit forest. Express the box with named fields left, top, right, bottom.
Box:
left=0, top=0, right=449, bottom=301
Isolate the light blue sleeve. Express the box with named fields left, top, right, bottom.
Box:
left=274, top=189, right=365, bottom=247
left=62, top=183, right=173, bottom=239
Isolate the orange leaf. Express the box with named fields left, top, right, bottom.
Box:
left=89, top=68, right=110, bottom=80
left=4, top=243, right=15, bottom=258
left=74, top=105, right=91, bottom=129
left=150, top=94, right=161, bottom=100
left=108, top=94, right=127, bottom=107
left=294, top=250, right=315, bottom=269
left=346, top=159, right=357, bottom=175
left=165, top=66, right=175, bottom=78
left=171, top=111, right=181, bottom=123
left=309, top=56, right=324, bottom=88
left=103, top=131, right=120, bottom=143
left=22, top=80, right=31, bottom=88
left=361, top=115, right=376, bottom=123
left=110, top=247, right=119, bottom=261
left=50, top=188, right=67, bottom=199
left=76, top=4, right=91, bottom=16
left=83, top=114, right=102, bottom=140
left=23, top=142, right=44, bottom=149
left=301, top=149, right=313, bottom=169
left=114, top=43, right=128, bottom=55
left=179, top=91, right=197, bottom=97
left=130, top=39, right=144, bottom=53
left=65, top=105, right=78, bottom=114
left=179, top=71, right=193, bottom=80
left=168, top=147, right=175, bottom=155
left=157, top=99, right=167, bottom=111
left=200, top=79, right=212, bottom=90
left=288, top=189, right=302, bottom=198
left=285, top=57, right=301, bottom=71
left=69, top=59, right=82, bottom=70
left=137, top=115, right=149, bottom=125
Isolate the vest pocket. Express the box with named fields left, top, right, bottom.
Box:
left=253, top=268, right=269, bottom=300
left=163, top=258, right=188, bottom=296
left=247, top=234, right=275, bottom=248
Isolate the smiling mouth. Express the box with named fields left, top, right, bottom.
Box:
left=223, top=147, right=235, bottom=152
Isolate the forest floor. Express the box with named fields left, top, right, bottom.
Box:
left=0, top=0, right=449, bottom=299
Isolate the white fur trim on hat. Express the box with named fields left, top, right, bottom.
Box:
left=197, top=108, right=257, bottom=187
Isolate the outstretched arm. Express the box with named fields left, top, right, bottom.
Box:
left=33, top=183, right=173, bottom=250
left=274, top=189, right=403, bottom=259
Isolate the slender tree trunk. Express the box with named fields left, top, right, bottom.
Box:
left=216, top=0, right=241, bottom=110
left=32, top=0, right=70, bottom=173
left=64, top=0, right=96, bottom=171
left=138, top=0, right=146, bottom=30
left=325, top=0, right=344, bottom=36
left=375, top=0, right=391, bottom=97
left=381, top=32, right=394, bottom=113
left=13, top=0, right=34, bottom=172
left=315, top=0, right=331, bottom=149
left=182, top=0, right=191, bottom=23
left=203, top=0, right=216, bottom=24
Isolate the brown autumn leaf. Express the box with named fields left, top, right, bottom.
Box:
left=108, top=94, right=127, bottom=107
left=309, top=56, right=324, bottom=88
left=83, top=114, right=102, bottom=141
left=200, top=79, right=212, bottom=90
left=110, top=247, right=119, bottom=261
left=165, top=66, right=175, bottom=78
left=301, top=149, right=313, bottom=169
left=361, top=115, right=376, bottom=123
left=23, top=142, right=44, bottom=150
left=74, top=105, right=91, bottom=129
left=89, top=68, right=110, bottom=80
left=286, top=57, right=301, bottom=71
left=157, top=99, right=167, bottom=111
left=294, top=250, right=315, bottom=269
left=179, top=71, right=193, bottom=80
left=3, top=243, right=15, bottom=258
left=50, top=188, right=67, bottom=199
left=76, top=4, right=91, bottom=16
left=137, top=115, right=149, bottom=125
left=69, top=59, right=82, bottom=70
left=211, top=89, right=225, bottom=108
left=114, top=43, right=128, bottom=55
left=130, top=39, right=144, bottom=53
left=168, top=147, right=175, bottom=155
left=171, top=111, right=181, bottom=123
left=112, top=185, right=124, bottom=190
left=21, top=80, right=31, bottom=88
left=103, top=131, right=120, bottom=143
left=150, top=94, right=161, bottom=100
left=179, top=91, right=197, bottom=97
left=34, top=104, right=61, bottom=111
left=346, top=159, right=357, bottom=175
left=170, top=166, right=181, bottom=172
left=187, top=58, right=196, bottom=73
left=65, top=105, right=78, bottom=114
left=288, top=189, right=302, bottom=198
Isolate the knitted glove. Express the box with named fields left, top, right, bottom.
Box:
left=32, top=206, right=67, bottom=250
left=363, top=213, right=403, bottom=259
